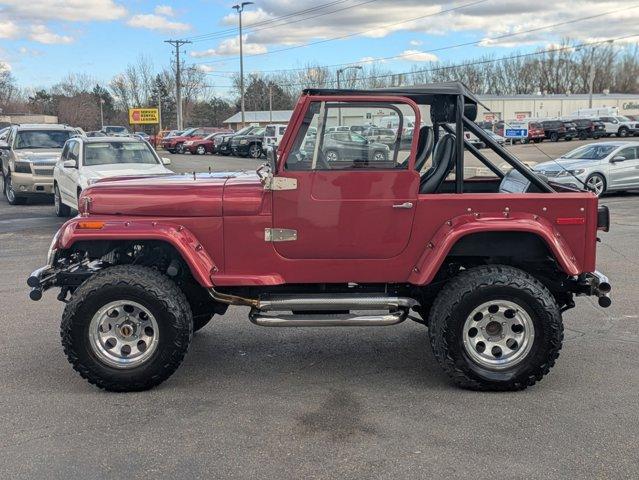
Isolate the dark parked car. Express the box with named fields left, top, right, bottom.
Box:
left=541, top=120, right=568, bottom=142
left=571, top=118, right=605, bottom=140
left=230, top=127, right=266, bottom=158
left=216, top=125, right=258, bottom=156
left=321, top=131, right=390, bottom=166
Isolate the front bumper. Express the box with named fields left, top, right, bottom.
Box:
left=11, top=171, right=54, bottom=195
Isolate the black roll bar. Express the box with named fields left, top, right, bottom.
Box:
left=463, top=117, right=555, bottom=193
left=455, top=95, right=464, bottom=193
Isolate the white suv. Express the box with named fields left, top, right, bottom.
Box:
left=53, top=136, right=172, bottom=216
left=597, top=116, right=639, bottom=137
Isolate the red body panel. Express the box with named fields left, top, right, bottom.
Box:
left=65, top=93, right=600, bottom=289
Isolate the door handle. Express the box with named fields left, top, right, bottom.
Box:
left=392, top=202, right=414, bottom=209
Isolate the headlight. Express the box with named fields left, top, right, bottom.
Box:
left=14, top=161, right=31, bottom=173
left=558, top=169, right=585, bottom=177
left=239, top=139, right=248, bottom=145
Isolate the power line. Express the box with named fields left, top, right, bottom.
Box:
left=193, top=0, right=491, bottom=65
left=185, top=0, right=369, bottom=42
left=203, top=4, right=639, bottom=74
left=200, top=34, right=639, bottom=89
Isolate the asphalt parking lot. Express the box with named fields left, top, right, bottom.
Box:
left=1, top=140, right=638, bottom=479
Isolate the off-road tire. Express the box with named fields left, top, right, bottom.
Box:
left=3, top=172, right=27, bottom=205
left=61, top=265, right=193, bottom=392
left=428, top=265, right=563, bottom=391
left=54, top=184, right=71, bottom=217
left=193, top=314, right=213, bottom=332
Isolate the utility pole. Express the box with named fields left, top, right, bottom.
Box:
left=336, top=65, right=362, bottom=125
left=588, top=39, right=614, bottom=108
left=233, top=2, right=253, bottom=128
left=268, top=83, right=273, bottom=123
left=165, top=39, right=191, bottom=130
left=99, top=98, right=105, bottom=129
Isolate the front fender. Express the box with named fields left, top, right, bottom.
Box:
left=55, top=217, right=217, bottom=287
left=408, top=213, right=581, bottom=285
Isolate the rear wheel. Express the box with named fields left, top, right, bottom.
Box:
left=618, top=127, right=629, bottom=138
left=550, top=132, right=559, bottom=142
left=61, top=265, right=193, bottom=391
left=428, top=265, right=563, bottom=391
left=54, top=184, right=71, bottom=217
left=196, top=145, right=206, bottom=155
left=3, top=172, right=27, bottom=205
left=176, top=143, right=185, bottom=154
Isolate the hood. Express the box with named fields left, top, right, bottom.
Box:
left=83, top=170, right=263, bottom=217
left=14, top=149, right=61, bottom=162
left=83, top=163, right=171, bottom=180
left=533, top=158, right=600, bottom=173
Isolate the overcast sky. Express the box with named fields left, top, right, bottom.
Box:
left=0, top=0, right=637, bottom=93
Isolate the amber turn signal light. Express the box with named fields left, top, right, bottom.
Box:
left=77, top=221, right=105, bottom=230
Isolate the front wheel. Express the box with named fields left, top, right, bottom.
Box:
left=176, top=143, right=185, bottom=154
left=428, top=265, right=563, bottom=391
left=61, top=265, right=193, bottom=391
left=3, top=173, right=27, bottom=205
left=196, top=145, right=206, bottom=155
left=586, top=173, right=606, bottom=196
left=248, top=143, right=262, bottom=159
left=618, top=127, right=629, bottom=138
left=550, top=132, right=559, bottom=142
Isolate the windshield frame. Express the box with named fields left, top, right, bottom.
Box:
left=82, top=140, right=162, bottom=167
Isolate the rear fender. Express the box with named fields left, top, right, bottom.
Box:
left=408, top=213, right=580, bottom=285
left=55, top=218, right=217, bottom=287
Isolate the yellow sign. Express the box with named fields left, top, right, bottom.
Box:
left=128, top=108, right=159, bottom=125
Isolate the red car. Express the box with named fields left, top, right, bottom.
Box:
left=161, top=127, right=229, bottom=154
left=29, top=82, right=611, bottom=393
left=183, top=131, right=232, bottom=155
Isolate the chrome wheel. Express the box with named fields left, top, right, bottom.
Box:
left=89, top=300, right=159, bottom=369
left=196, top=145, right=206, bottom=155
left=5, top=175, right=15, bottom=202
left=325, top=150, right=339, bottom=162
left=249, top=144, right=262, bottom=158
left=462, top=300, right=535, bottom=370
left=373, top=151, right=386, bottom=162
left=586, top=174, right=605, bottom=196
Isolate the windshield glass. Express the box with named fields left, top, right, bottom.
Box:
left=84, top=142, right=160, bottom=166
left=562, top=144, right=617, bottom=160
left=235, top=126, right=254, bottom=135
left=181, top=128, right=197, bottom=136
left=616, top=116, right=630, bottom=122
left=14, top=130, right=72, bottom=149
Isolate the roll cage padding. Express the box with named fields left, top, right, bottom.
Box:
left=420, top=133, right=456, bottom=193
left=414, top=125, right=434, bottom=172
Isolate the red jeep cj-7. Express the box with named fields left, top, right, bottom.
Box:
left=29, top=82, right=611, bottom=392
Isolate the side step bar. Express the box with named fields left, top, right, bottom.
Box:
left=248, top=294, right=417, bottom=327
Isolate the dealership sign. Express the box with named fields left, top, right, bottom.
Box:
left=128, top=108, right=159, bottom=124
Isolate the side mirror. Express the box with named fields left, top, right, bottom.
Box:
left=63, top=159, right=77, bottom=168
left=265, top=145, right=277, bottom=171
left=161, top=157, right=171, bottom=165
left=611, top=155, right=626, bottom=163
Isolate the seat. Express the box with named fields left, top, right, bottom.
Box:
left=414, top=125, right=434, bottom=172
left=419, top=133, right=456, bottom=193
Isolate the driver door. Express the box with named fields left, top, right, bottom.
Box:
left=272, top=98, right=420, bottom=260
left=609, top=146, right=639, bottom=189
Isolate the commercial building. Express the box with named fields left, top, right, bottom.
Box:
left=223, top=92, right=639, bottom=129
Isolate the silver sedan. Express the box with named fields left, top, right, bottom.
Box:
left=533, top=142, right=639, bottom=196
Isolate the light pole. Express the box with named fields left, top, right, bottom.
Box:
left=233, top=2, right=253, bottom=128
left=336, top=65, right=362, bottom=125
left=99, top=98, right=105, bottom=129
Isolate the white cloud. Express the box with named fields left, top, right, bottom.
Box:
left=29, top=25, right=73, bottom=44
left=399, top=50, right=438, bottom=62
left=154, top=5, right=175, bottom=17
left=127, top=14, right=190, bottom=33
left=409, top=39, right=423, bottom=46
left=190, top=36, right=267, bottom=57
left=0, top=1, right=127, bottom=22
left=0, top=21, right=20, bottom=39
left=0, top=61, right=12, bottom=71
left=196, top=64, right=215, bottom=73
